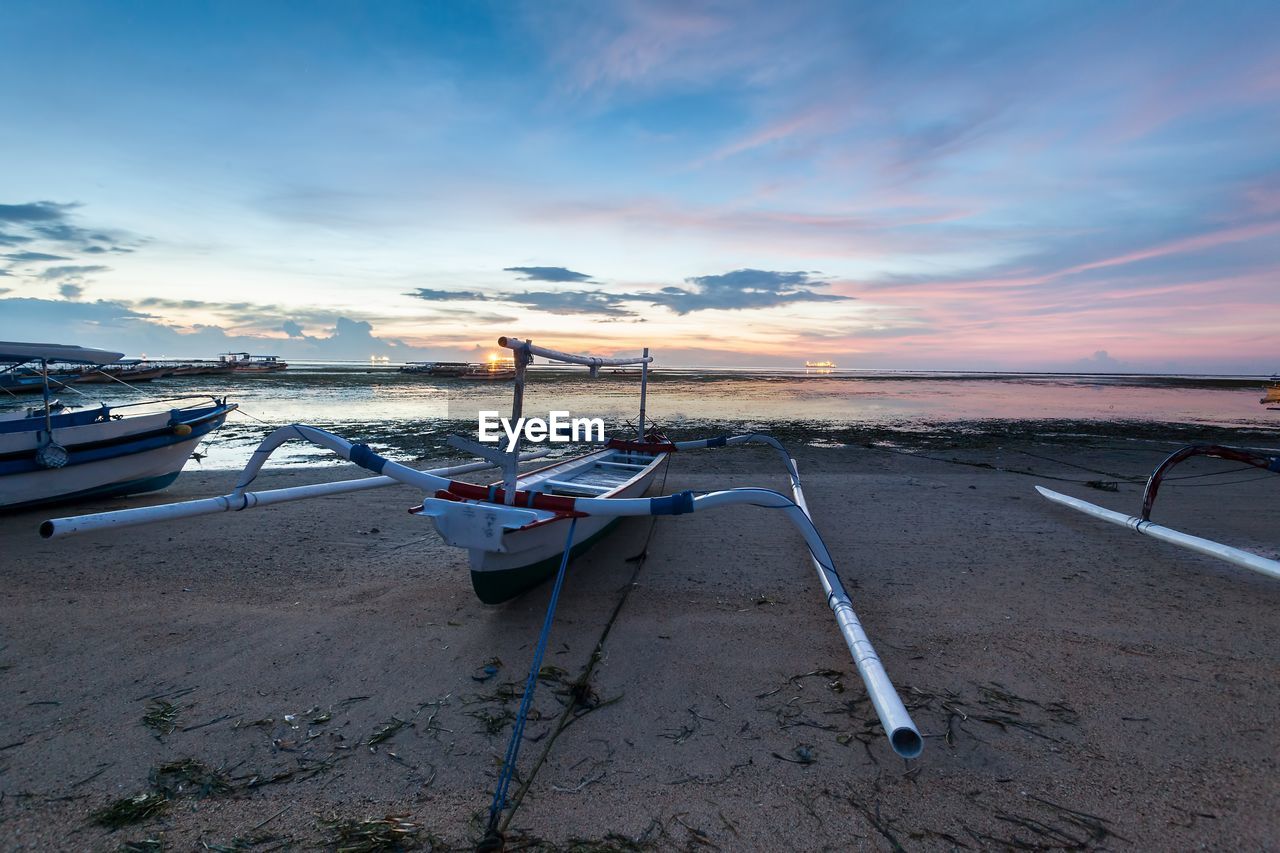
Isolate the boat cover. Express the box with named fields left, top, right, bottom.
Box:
left=0, top=342, right=125, bottom=364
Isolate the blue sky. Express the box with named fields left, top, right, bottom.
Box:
left=1, top=1, right=1278, bottom=370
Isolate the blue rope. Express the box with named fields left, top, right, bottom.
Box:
left=486, top=516, right=578, bottom=833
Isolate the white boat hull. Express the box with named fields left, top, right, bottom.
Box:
left=417, top=447, right=666, bottom=603
left=0, top=400, right=234, bottom=511
left=0, top=436, right=204, bottom=509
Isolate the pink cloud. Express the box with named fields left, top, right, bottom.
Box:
left=700, top=104, right=844, bottom=164
left=1060, top=220, right=1280, bottom=277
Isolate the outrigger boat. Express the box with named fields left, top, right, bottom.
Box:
left=1037, top=443, right=1280, bottom=580
left=1, top=342, right=236, bottom=510
left=40, top=336, right=922, bottom=774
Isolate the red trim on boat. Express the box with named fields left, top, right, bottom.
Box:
left=444, top=479, right=581, bottom=512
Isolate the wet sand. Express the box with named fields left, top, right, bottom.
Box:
left=1, top=438, right=1277, bottom=850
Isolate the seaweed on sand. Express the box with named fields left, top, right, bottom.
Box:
left=319, top=814, right=427, bottom=852
left=91, top=792, right=169, bottom=829
left=149, top=758, right=234, bottom=799
left=142, top=700, right=180, bottom=738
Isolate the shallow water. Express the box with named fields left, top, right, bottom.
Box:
left=5, top=363, right=1276, bottom=468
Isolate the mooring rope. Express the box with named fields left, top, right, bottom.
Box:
left=495, top=455, right=673, bottom=833
left=485, top=515, right=579, bottom=840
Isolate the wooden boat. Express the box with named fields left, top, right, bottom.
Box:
left=0, top=366, right=82, bottom=393
left=421, top=445, right=666, bottom=602
left=400, top=360, right=515, bottom=379
left=400, top=361, right=470, bottom=376
left=41, top=335, right=923, bottom=773
left=1037, top=443, right=1280, bottom=580
left=459, top=361, right=516, bottom=381
left=72, top=361, right=170, bottom=383
left=0, top=342, right=236, bottom=510
left=219, top=352, right=288, bottom=373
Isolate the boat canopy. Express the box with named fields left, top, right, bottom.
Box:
left=0, top=342, right=125, bottom=365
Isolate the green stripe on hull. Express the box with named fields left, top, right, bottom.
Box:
left=2, top=471, right=182, bottom=513
left=470, top=518, right=622, bottom=605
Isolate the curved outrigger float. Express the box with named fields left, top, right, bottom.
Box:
left=40, top=336, right=923, bottom=763
left=1037, top=443, right=1280, bottom=581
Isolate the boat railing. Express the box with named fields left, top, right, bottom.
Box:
left=97, top=395, right=230, bottom=413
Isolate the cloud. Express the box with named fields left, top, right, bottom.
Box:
left=405, top=269, right=854, bottom=318
left=503, top=266, right=595, bottom=283
left=429, top=308, right=520, bottom=324
left=134, top=297, right=224, bottom=311
left=508, top=290, right=636, bottom=318
left=0, top=201, right=140, bottom=294
left=405, top=288, right=491, bottom=301
left=4, top=251, right=69, bottom=262
left=282, top=319, right=304, bottom=337
left=407, top=284, right=634, bottom=318
left=1065, top=350, right=1132, bottom=372
left=0, top=201, right=77, bottom=223
left=0, top=298, right=486, bottom=362
left=331, top=316, right=374, bottom=340
left=647, top=269, right=851, bottom=314
left=0, top=201, right=137, bottom=272
left=37, top=264, right=108, bottom=282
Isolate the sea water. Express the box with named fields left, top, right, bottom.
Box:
left=6, top=363, right=1275, bottom=468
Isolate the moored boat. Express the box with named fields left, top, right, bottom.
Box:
left=41, top=332, right=924, bottom=802
left=402, top=361, right=470, bottom=376
left=459, top=360, right=516, bottom=381
left=400, top=360, right=515, bottom=379
left=72, top=361, right=171, bottom=384
left=0, top=366, right=83, bottom=393
left=0, top=342, right=237, bottom=511
left=422, top=444, right=667, bottom=602
left=219, top=352, right=288, bottom=372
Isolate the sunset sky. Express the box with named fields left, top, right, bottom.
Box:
left=1, top=1, right=1278, bottom=371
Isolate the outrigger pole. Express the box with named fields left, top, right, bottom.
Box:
left=497, top=336, right=920, bottom=756
left=1036, top=486, right=1280, bottom=580
left=41, top=448, right=552, bottom=538
left=1037, top=443, right=1280, bottom=581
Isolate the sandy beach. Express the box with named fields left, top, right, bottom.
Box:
left=1, top=437, right=1277, bottom=850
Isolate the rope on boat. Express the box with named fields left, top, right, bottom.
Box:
left=494, top=455, right=673, bottom=834
left=484, top=516, right=579, bottom=842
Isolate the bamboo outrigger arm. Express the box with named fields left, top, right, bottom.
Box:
left=1036, top=486, right=1280, bottom=581
left=40, top=440, right=551, bottom=538
left=1141, top=444, right=1280, bottom=520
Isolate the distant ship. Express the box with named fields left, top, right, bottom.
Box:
left=804, top=360, right=836, bottom=369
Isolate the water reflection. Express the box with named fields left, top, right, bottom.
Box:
left=5, top=362, right=1273, bottom=469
